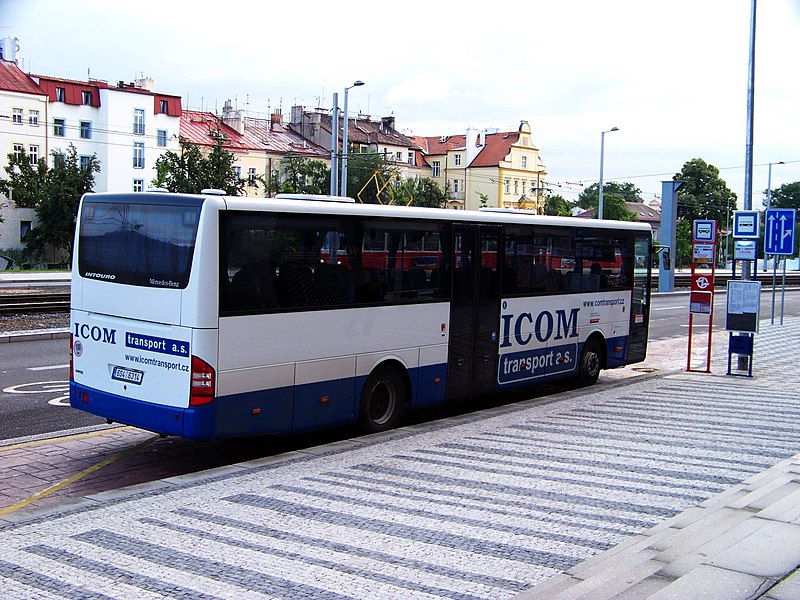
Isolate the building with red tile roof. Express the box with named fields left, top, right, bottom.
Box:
left=288, top=106, right=426, bottom=182
left=27, top=74, right=182, bottom=194
left=0, top=59, right=47, bottom=250
left=412, top=121, right=548, bottom=211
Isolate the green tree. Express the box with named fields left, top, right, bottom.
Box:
left=278, top=156, right=328, bottom=195
left=764, top=181, right=800, bottom=255
left=401, top=177, right=448, bottom=208
left=577, top=182, right=643, bottom=210
left=673, top=158, right=735, bottom=223
left=0, top=145, right=99, bottom=263
left=152, top=136, right=244, bottom=196
left=543, top=193, right=574, bottom=216
left=675, top=218, right=693, bottom=268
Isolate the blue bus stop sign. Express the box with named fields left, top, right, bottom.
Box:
left=732, top=211, right=760, bottom=239
left=764, top=208, right=797, bottom=255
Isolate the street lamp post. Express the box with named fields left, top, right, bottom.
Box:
left=340, top=80, right=365, bottom=197
left=329, top=93, right=339, bottom=196
left=762, top=160, right=784, bottom=270
left=598, top=127, right=619, bottom=219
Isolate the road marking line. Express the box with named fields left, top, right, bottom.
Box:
left=0, top=426, right=136, bottom=453
left=28, top=364, right=70, bottom=371
left=0, top=434, right=160, bottom=516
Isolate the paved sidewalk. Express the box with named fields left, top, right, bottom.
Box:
left=0, top=319, right=797, bottom=599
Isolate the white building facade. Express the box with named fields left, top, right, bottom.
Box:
left=33, top=75, right=181, bottom=193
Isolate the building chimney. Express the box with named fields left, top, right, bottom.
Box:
left=466, top=128, right=481, bottom=166
left=221, top=99, right=243, bottom=134
left=381, top=116, right=395, bottom=131
left=290, top=105, right=303, bottom=126
left=0, top=37, right=19, bottom=62
left=135, top=76, right=154, bottom=91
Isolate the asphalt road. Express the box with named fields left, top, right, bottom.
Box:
left=2, top=288, right=799, bottom=443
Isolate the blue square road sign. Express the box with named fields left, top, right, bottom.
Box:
left=693, top=220, right=716, bottom=243
left=732, top=211, right=760, bottom=239
left=764, top=208, right=797, bottom=256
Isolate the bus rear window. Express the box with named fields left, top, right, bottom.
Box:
left=78, top=202, right=201, bottom=289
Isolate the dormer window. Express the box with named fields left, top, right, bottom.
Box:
left=82, top=90, right=92, bottom=105
left=160, top=99, right=168, bottom=114
left=55, top=87, right=65, bottom=102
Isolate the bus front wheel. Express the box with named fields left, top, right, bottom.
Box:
left=359, top=366, right=406, bottom=433
left=577, top=339, right=602, bottom=387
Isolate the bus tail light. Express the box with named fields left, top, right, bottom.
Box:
left=190, top=355, right=215, bottom=406
left=69, top=334, right=74, bottom=380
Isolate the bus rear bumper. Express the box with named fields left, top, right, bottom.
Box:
left=70, top=382, right=216, bottom=440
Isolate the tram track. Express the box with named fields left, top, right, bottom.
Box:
left=0, top=293, right=70, bottom=315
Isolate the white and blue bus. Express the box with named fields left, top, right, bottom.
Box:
left=70, top=192, right=652, bottom=440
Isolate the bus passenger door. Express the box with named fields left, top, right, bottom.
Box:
left=627, top=234, right=651, bottom=362
left=447, top=226, right=500, bottom=401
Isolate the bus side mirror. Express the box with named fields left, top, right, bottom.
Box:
left=661, top=249, right=671, bottom=270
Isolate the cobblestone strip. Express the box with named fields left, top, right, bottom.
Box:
left=23, top=544, right=225, bottom=600
left=0, top=558, right=114, bottom=599
left=73, top=529, right=355, bottom=600
left=173, top=507, right=529, bottom=594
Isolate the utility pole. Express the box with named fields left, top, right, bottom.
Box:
left=329, top=93, right=339, bottom=196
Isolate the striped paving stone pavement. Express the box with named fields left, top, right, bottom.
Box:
left=0, top=319, right=798, bottom=599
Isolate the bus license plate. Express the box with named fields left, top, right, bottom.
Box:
left=111, top=366, right=144, bottom=385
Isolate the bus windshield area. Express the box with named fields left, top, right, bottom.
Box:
left=78, top=202, right=201, bottom=289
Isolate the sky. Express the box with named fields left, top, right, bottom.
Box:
left=3, top=0, right=800, bottom=209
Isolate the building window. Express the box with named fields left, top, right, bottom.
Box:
left=55, top=87, right=65, bottom=102
left=453, top=179, right=459, bottom=194
left=432, top=161, right=441, bottom=178
left=514, top=180, right=519, bottom=194
left=80, top=121, right=92, bottom=139
left=160, top=99, right=168, bottom=114
left=396, top=151, right=402, bottom=161
left=133, top=179, right=144, bottom=192
left=157, top=129, right=167, bottom=147
left=53, top=152, right=65, bottom=168
left=407, top=151, right=414, bottom=165
left=28, top=145, right=38, bottom=165
left=454, top=154, right=462, bottom=166
left=13, top=144, right=24, bottom=160
left=248, top=167, right=257, bottom=186
left=233, top=166, right=242, bottom=181
left=53, top=118, right=65, bottom=137
left=20, top=221, right=32, bottom=242
left=521, top=156, right=527, bottom=168
left=82, top=90, right=92, bottom=105
left=80, top=155, right=93, bottom=171
left=29, top=110, right=39, bottom=126
left=12, top=108, right=23, bottom=124
left=133, top=109, right=145, bottom=135
left=133, top=142, right=144, bottom=168
left=504, top=179, right=510, bottom=194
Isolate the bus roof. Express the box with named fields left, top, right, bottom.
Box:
left=82, top=192, right=652, bottom=233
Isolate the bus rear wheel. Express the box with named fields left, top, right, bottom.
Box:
left=577, top=339, right=602, bottom=387
left=359, top=366, right=406, bottom=433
